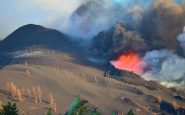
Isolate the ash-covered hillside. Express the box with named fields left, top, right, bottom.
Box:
left=0, top=24, right=75, bottom=52
left=0, top=24, right=86, bottom=69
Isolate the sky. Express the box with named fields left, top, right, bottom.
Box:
left=0, top=0, right=183, bottom=40
left=0, top=0, right=139, bottom=40
left=0, top=0, right=81, bottom=40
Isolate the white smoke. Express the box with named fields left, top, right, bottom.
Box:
left=61, top=0, right=185, bottom=42
left=56, top=0, right=151, bottom=39
left=142, top=49, right=185, bottom=88
left=177, top=26, right=185, bottom=54
left=62, top=0, right=117, bottom=39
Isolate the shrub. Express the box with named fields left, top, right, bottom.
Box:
left=65, top=96, right=102, bottom=115
left=0, top=102, right=19, bottom=115
left=0, top=101, right=2, bottom=113
left=47, top=110, right=52, bottom=115
left=127, top=109, right=134, bottom=115
left=48, top=93, right=57, bottom=111
left=6, top=82, right=23, bottom=101
left=111, top=111, right=117, bottom=115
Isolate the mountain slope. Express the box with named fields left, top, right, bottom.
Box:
left=0, top=24, right=84, bottom=68
left=0, top=24, right=73, bottom=52
left=0, top=24, right=185, bottom=115
left=0, top=49, right=184, bottom=115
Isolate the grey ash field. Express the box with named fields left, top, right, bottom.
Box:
left=0, top=24, right=185, bottom=115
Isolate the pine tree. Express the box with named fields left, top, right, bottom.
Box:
left=127, top=109, right=134, bottom=115
left=47, top=110, right=52, bottom=115
left=65, top=96, right=102, bottom=115
left=0, top=101, right=2, bottom=113
left=0, top=102, right=19, bottom=115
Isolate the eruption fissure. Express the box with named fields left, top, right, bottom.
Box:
left=110, top=52, right=144, bottom=75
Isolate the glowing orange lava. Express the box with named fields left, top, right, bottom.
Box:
left=110, top=52, right=143, bottom=74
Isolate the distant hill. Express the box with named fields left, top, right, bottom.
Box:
left=0, top=24, right=84, bottom=68
left=0, top=24, right=73, bottom=52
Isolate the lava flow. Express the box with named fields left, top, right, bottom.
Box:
left=110, top=52, right=143, bottom=75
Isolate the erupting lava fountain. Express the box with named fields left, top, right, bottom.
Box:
left=110, top=52, right=144, bottom=75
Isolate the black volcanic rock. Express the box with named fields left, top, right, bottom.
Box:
left=104, top=64, right=160, bottom=90
left=0, top=24, right=71, bottom=52
left=160, top=101, right=185, bottom=115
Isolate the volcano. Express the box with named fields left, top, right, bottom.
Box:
left=0, top=24, right=185, bottom=115
left=0, top=24, right=73, bottom=52
left=1, top=0, right=185, bottom=114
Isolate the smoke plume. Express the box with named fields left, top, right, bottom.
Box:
left=139, top=0, right=185, bottom=50
left=142, top=49, right=185, bottom=88
left=177, top=27, right=185, bottom=55
left=63, top=0, right=185, bottom=42
left=92, top=22, right=147, bottom=59
left=81, top=0, right=185, bottom=88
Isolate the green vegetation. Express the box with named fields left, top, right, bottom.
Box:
left=127, top=109, right=134, bottom=115
left=65, top=96, right=102, bottom=115
left=112, top=75, right=121, bottom=78
left=111, top=111, right=117, bottom=115
left=0, top=102, right=19, bottom=115
left=47, top=110, right=52, bottom=115
left=111, top=110, right=135, bottom=115
left=0, top=97, right=135, bottom=115
left=0, top=101, right=2, bottom=113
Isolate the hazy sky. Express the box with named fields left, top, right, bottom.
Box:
left=0, top=0, right=81, bottom=40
